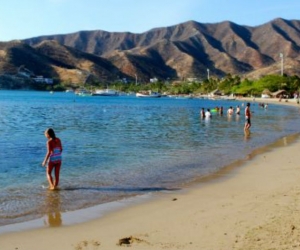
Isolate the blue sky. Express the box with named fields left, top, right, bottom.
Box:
left=1, top=0, right=300, bottom=41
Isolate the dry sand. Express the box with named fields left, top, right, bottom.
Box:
left=1, top=98, right=300, bottom=250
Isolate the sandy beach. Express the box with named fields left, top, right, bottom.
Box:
left=1, top=98, right=300, bottom=250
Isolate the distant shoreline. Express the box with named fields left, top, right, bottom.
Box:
left=239, top=96, right=300, bottom=107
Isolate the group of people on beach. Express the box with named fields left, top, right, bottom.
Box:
left=200, top=102, right=251, bottom=133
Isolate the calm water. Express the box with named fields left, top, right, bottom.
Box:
left=0, top=90, right=300, bottom=227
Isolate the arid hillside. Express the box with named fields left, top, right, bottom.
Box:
left=0, top=40, right=127, bottom=86
left=1, top=18, right=300, bottom=85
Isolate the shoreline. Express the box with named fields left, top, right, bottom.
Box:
left=1, top=134, right=300, bottom=249
left=1, top=98, right=300, bottom=249
left=239, top=96, right=300, bottom=106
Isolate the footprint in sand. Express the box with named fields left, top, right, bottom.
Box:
left=74, top=240, right=101, bottom=250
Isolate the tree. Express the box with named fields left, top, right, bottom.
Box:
left=232, top=78, right=254, bottom=95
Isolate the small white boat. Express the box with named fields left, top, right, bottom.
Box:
left=75, top=89, right=92, bottom=96
left=208, top=95, right=221, bottom=100
left=92, top=89, right=119, bottom=96
left=136, top=91, right=161, bottom=98
left=220, top=94, right=236, bottom=100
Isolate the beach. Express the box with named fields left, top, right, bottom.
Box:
left=1, top=98, right=300, bottom=250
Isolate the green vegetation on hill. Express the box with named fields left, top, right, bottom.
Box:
left=1, top=74, right=299, bottom=97
left=102, top=74, right=300, bottom=97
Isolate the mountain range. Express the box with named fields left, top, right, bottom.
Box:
left=1, top=18, right=300, bottom=86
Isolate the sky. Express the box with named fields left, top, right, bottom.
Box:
left=1, top=0, right=300, bottom=42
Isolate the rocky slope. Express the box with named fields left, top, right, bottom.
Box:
left=1, top=18, right=300, bottom=85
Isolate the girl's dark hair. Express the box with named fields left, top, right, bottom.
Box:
left=46, top=128, right=56, bottom=139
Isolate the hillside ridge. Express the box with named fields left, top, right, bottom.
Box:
left=1, top=18, right=300, bottom=86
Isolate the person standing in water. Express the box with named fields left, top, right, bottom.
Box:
left=219, top=106, right=224, bottom=116
left=236, top=105, right=241, bottom=115
left=205, top=108, right=212, bottom=118
left=42, top=128, right=63, bottom=190
left=227, top=106, right=234, bottom=115
left=200, top=108, right=205, bottom=118
left=244, top=103, right=251, bottom=132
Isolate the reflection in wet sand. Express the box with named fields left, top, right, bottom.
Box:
left=244, top=129, right=251, bottom=140
left=44, top=190, right=62, bottom=227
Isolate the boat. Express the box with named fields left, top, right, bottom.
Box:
left=75, top=89, right=92, bottom=96
left=208, top=95, right=221, bottom=100
left=92, top=89, right=119, bottom=96
left=136, top=91, right=161, bottom=98
left=220, top=94, right=236, bottom=100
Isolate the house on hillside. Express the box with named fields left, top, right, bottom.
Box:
left=150, top=77, right=158, bottom=83
left=187, top=77, right=199, bottom=82
left=32, top=76, right=53, bottom=84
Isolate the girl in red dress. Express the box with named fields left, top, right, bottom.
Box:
left=42, top=128, right=63, bottom=190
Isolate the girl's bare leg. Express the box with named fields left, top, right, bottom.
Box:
left=54, top=163, right=61, bottom=188
left=47, top=164, right=55, bottom=189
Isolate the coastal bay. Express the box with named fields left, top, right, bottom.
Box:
left=0, top=95, right=300, bottom=249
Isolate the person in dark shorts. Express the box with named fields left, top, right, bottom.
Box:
left=244, top=103, right=251, bottom=131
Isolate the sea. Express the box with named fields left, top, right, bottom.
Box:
left=0, top=90, right=300, bottom=229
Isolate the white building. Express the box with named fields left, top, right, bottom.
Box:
left=33, top=76, right=53, bottom=84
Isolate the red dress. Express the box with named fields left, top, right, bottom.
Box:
left=48, top=138, right=62, bottom=163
